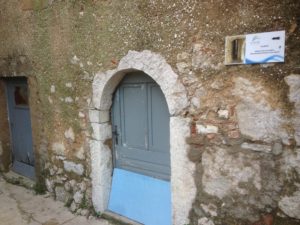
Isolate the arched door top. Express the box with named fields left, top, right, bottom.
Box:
left=91, top=50, right=188, bottom=116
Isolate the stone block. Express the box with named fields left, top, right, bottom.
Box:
left=198, top=217, right=215, bottom=225
left=272, top=142, right=283, bottom=155
left=217, top=109, right=229, bottom=119
left=278, top=191, right=300, bottom=219
left=91, top=122, right=112, bottom=141
left=241, top=142, right=272, bottom=153
left=70, top=201, right=77, bottom=212
left=51, top=142, right=65, bottom=156
left=64, top=127, right=75, bottom=142
left=200, top=203, right=218, bottom=217
left=63, top=161, right=84, bottom=176
left=89, top=109, right=110, bottom=123
left=73, top=191, right=84, bottom=204
left=45, top=178, right=54, bottom=193
left=197, top=124, right=218, bottom=134
left=55, top=186, right=70, bottom=203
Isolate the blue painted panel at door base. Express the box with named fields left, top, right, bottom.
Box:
left=108, top=168, right=171, bottom=225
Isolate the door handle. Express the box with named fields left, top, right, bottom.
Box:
left=112, top=125, right=119, bottom=145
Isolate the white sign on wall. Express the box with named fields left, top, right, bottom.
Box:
left=245, top=31, right=285, bottom=64
left=225, top=30, right=286, bottom=65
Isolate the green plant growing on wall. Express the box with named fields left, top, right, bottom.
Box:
left=79, top=193, right=88, bottom=209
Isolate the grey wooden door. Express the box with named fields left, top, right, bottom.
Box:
left=112, top=72, right=170, bottom=180
left=6, top=78, right=35, bottom=180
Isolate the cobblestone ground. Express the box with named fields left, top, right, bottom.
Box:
left=0, top=175, right=113, bottom=225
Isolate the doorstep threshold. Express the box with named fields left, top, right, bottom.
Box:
left=1, top=170, right=35, bottom=189
left=102, top=211, right=143, bottom=225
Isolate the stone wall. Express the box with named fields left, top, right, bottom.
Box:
left=0, top=0, right=299, bottom=224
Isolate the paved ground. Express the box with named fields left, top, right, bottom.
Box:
left=0, top=175, right=112, bottom=225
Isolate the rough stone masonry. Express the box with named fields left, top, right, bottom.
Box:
left=0, top=0, right=299, bottom=225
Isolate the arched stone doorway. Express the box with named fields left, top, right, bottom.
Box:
left=89, top=50, right=196, bottom=225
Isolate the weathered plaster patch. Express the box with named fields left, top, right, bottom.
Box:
left=202, top=146, right=261, bottom=199
left=233, top=77, right=289, bottom=144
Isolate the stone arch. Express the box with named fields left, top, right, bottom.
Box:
left=89, top=50, right=196, bottom=225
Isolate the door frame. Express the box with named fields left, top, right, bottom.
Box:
left=89, top=50, right=197, bottom=225
left=0, top=76, right=37, bottom=180
left=5, top=77, right=35, bottom=179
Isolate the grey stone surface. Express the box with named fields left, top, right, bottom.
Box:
left=278, top=191, right=300, bottom=219
left=241, top=142, right=272, bottom=153
left=176, top=62, right=190, bottom=74
left=285, top=74, right=300, bottom=145
left=55, top=186, right=69, bottom=202
left=45, top=178, right=54, bottom=193
left=200, top=203, right=218, bottom=217
left=89, top=109, right=110, bottom=123
left=272, top=142, right=283, bottom=155
left=91, top=122, right=112, bottom=141
left=285, top=74, right=300, bottom=108
left=64, top=181, right=72, bottom=192
left=63, top=161, right=84, bottom=176
left=70, top=201, right=77, bottom=212
left=233, top=77, right=289, bottom=144
left=280, top=148, right=300, bottom=180
left=198, top=217, right=215, bottom=225
left=202, top=146, right=261, bottom=199
left=73, top=191, right=84, bottom=204
left=171, top=117, right=196, bottom=225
